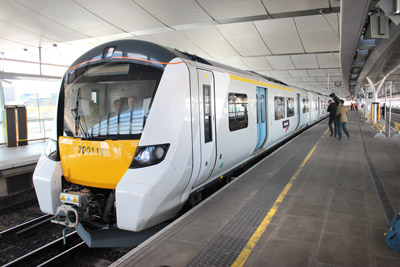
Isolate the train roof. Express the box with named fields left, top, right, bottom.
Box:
left=68, top=39, right=288, bottom=86
left=68, top=39, right=328, bottom=95
left=68, top=39, right=184, bottom=71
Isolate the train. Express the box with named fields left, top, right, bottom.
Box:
left=33, top=39, right=329, bottom=247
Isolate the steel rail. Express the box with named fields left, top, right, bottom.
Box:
left=3, top=231, right=82, bottom=267
left=0, top=214, right=54, bottom=239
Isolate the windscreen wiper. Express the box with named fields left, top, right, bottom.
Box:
left=71, top=88, right=89, bottom=139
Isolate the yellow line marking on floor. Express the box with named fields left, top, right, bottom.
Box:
left=231, top=135, right=322, bottom=267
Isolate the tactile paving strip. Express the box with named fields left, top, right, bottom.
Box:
left=189, top=131, right=322, bottom=267
left=359, top=123, right=394, bottom=222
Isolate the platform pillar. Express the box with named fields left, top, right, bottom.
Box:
left=5, top=105, right=17, bottom=147
left=16, top=105, right=28, bottom=146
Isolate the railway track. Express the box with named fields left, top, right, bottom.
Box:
left=0, top=188, right=38, bottom=214
left=0, top=214, right=54, bottom=240
left=3, top=231, right=86, bottom=267
left=0, top=214, right=66, bottom=266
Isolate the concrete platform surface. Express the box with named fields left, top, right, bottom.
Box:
left=0, top=141, right=46, bottom=170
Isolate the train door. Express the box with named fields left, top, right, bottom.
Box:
left=255, top=87, right=267, bottom=150
left=295, top=93, right=300, bottom=130
left=193, top=69, right=217, bottom=187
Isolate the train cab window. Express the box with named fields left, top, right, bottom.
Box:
left=287, top=97, right=295, bottom=117
left=228, top=93, right=248, bottom=131
left=302, top=98, right=309, bottom=113
left=203, top=85, right=212, bottom=143
left=63, top=62, right=163, bottom=140
left=274, top=97, right=285, bottom=120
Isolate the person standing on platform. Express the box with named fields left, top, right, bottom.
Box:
left=335, top=99, right=350, bottom=140
left=327, top=100, right=338, bottom=137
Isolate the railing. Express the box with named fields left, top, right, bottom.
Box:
left=27, top=117, right=53, bottom=140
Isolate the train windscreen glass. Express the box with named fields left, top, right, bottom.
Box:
left=63, top=62, right=162, bottom=139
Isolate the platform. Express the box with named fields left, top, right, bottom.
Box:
left=111, top=111, right=400, bottom=267
left=0, top=141, right=46, bottom=170
left=0, top=141, right=46, bottom=196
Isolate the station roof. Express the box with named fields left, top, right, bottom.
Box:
left=0, top=0, right=399, bottom=98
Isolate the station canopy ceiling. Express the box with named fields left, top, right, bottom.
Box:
left=0, top=0, right=398, bottom=98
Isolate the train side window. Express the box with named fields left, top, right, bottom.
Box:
left=228, top=93, right=248, bottom=131
left=287, top=97, right=294, bottom=117
left=203, top=85, right=212, bottom=143
left=274, top=96, right=285, bottom=120
left=302, top=98, right=309, bottom=113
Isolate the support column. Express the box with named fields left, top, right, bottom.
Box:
left=5, top=105, right=17, bottom=147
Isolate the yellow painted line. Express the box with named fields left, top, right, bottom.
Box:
left=232, top=138, right=321, bottom=267
left=230, top=75, right=294, bottom=92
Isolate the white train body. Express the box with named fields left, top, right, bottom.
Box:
left=33, top=40, right=328, bottom=245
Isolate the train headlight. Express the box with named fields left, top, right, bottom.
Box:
left=130, top=144, right=170, bottom=168
left=44, top=139, right=59, bottom=161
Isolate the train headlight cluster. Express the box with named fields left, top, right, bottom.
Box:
left=130, top=144, right=170, bottom=168
left=44, top=138, right=59, bottom=161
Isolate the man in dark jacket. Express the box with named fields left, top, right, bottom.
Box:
left=327, top=100, right=338, bottom=137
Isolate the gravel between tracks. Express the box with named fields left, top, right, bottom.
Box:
left=0, top=190, right=64, bottom=266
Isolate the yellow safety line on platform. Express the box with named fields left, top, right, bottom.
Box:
left=231, top=130, right=325, bottom=267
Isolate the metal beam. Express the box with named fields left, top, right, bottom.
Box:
left=355, top=23, right=400, bottom=93
left=340, top=0, right=372, bottom=96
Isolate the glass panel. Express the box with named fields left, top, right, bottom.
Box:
left=63, top=62, right=162, bottom=140
left=203, top=85, right=212, bottom=143
left=287, top=97, right=294, bottom=117
left=302, top=98, right=309, bottom=113
left=2, top=80, right=59, bottom=141
left=274, top=97, right=285, bottom=120
left=261, top=95, right=265, bottom=123
left=256, top=95, right=259, bottom=124
left=228, top=93, right=248, bottom=131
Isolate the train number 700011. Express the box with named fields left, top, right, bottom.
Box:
left=77, top=146, right=104, bottom=156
